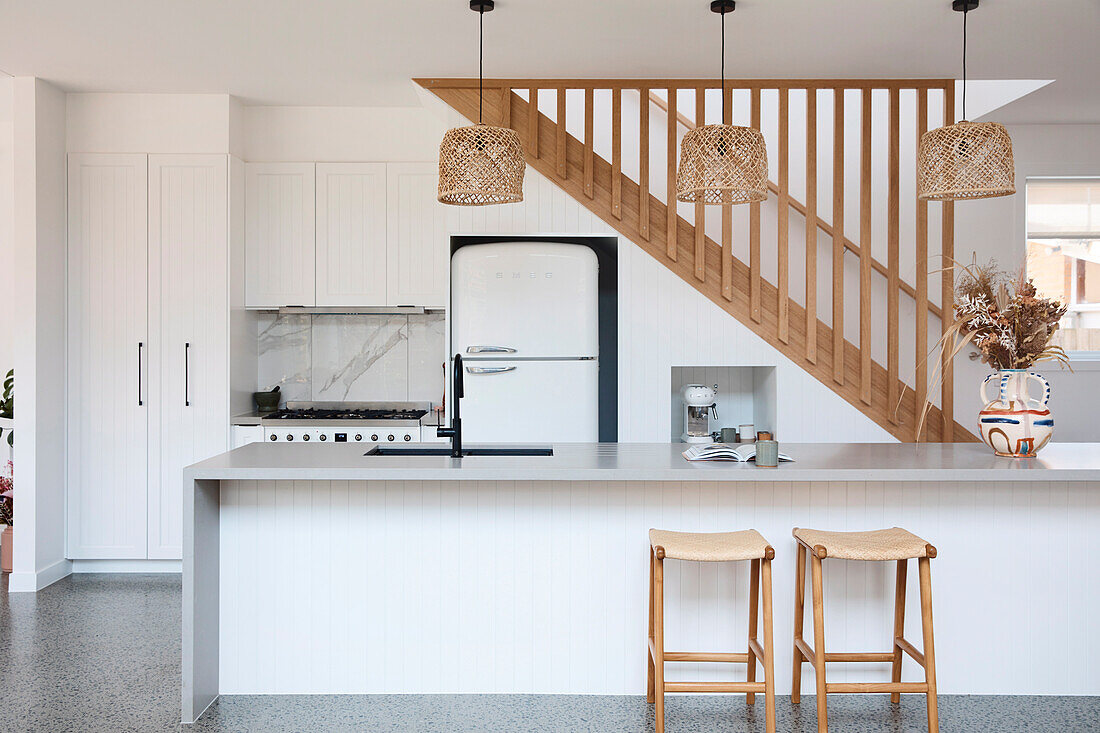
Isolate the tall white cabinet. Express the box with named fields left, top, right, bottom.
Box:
left=66, top=154, right=150, bottom=558
left=67, top=153, right=230, bottom=560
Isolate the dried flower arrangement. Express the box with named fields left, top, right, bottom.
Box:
left=916, top=260, right=1069, bottom=436
left=950, top=261, right=1069, bottom=370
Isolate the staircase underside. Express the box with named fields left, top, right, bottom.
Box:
left=420, top=81, right=977, bottom=444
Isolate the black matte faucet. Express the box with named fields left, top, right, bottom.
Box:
left=437, top=353, right=463, bottom=457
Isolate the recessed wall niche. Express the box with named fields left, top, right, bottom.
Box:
left=670, top=366, right=777, bottom=443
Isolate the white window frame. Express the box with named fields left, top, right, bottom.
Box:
left=1025, top=177, right=1100, bottom=363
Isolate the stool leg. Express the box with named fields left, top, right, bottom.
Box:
left=919, top=557, right=939, bottom=733
left=647, top=549, right=655, bottom=704
left=654, top=554, right=666, bottom=733
left=890, top=559, right=908, bottom=704
left=746, top=558, right=761, bottom=705
left=791, top=543, right=807, bottom=704
left=761, top=557, right=776, bottom=733
left=810, top=553, right=828, bottom=733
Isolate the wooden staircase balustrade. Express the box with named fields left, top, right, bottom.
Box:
left=416, top=78, right=975, bottom=443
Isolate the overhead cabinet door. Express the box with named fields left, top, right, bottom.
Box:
left=316, top=163, right=388, bottom=306
left=147, top=155, right=229, bottom=559
left=386, top=162, right=454, bottom=308
left=66, top=153, right=150, bottom=559
left=245, top=162, right=315, bottom=307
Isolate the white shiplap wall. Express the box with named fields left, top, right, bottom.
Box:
left=448, top=168, right=895, bottom=444
left=218, top=478, right=1099, bottom=696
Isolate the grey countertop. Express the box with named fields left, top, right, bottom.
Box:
left=185, top=442, right=1100, bottom=483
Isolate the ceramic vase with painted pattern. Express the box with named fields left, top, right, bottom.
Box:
left=978, top=370, right=1053, bottom=458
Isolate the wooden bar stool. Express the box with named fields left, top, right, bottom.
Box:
left=791, top=527, right=939, bottom=733
left=648, top=529, right=776, bottom=733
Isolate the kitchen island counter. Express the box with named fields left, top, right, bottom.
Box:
left=183, top=442, right=1100, bottom=723
left=186, top=440, right=1100, bottom=483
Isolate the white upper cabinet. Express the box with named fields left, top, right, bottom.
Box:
left=67, top=153, right=150, bottom=559
left=316, top=163, right=388, bottom=306
left=386, top=162, right=453, bottom=308
left=245, top=162, right=315, bottom=307
left=147, top=155, right=229, bottom=559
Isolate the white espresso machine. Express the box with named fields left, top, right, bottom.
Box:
left=680, top=384, right=718, bottom=443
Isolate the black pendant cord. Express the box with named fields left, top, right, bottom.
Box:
left=478, top=6, right=484, bottom=125
left=720, top=9, right=726, bottom=123
left=961, top=3, right=968, bottom=121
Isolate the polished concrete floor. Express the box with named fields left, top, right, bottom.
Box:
left=2, top=574, right=1098, bottom=732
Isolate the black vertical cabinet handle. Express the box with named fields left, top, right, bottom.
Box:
left=185, top=342, right=191, bottom=407
left=138, top=342, right=144, bottom=406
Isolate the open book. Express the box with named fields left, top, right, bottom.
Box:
left=682, top=443, right=794, bottom=463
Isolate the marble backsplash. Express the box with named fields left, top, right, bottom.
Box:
left=257, top=313, right=446, bottom=405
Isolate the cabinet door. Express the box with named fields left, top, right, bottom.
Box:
left=244, top=162, right=315, bottom=307
left=316, top=163, right=388, bottom=306
left=66, top=154, right=149, bottom=559
left=147, top=155, right=229, bottom=559
left=386, top=162, right=454, bottom=307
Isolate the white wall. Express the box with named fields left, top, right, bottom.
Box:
left=10, top=78, right=69, bottom=591
left=66, top=93, right=234, bottom=153
left=0, top=76, right=13, bottom=377
left=954, top=123, right=1100, bottom=442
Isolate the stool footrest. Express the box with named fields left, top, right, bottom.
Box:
left=665, top=681, right=767, bottom=694
left=826, top=682, right=929, bottom=694
left=664, top=651, right=749, bottom=663
left=794, top=638, right=898, bottom=667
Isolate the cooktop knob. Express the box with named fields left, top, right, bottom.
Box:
left=404, top=434, right=412, bottom=441
left=355, top=434, right=363, bottom=441
left=303, top=434, right=310, bottom=441
left=387, top=434, right=395, bottom=441
left=287, top=435, right=294, bottom=441
left=269, top=434, right=277, bottom=441
left=319, top=434, right=327, bottom=441
left=370, top=434, right=379, bottom=442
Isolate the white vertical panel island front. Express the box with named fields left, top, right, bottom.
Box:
left=182, top=442, right=1100, bottom=723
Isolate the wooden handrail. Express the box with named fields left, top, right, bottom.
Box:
left=648, top=91, right=943, bottom=320
left=416, top=78, right=955, bottom=90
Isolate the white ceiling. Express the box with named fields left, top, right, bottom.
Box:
left=0, top=0, right=1096, bottom=123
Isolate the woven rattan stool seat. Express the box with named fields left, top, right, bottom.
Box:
left=649, top=528, right=773, bottom=562
left=793, top=527, right=935, bottom=561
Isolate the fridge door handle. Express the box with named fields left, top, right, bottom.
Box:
left=466, top=365, right=517, bottom=374
left=466, top=346, right=517, bottom=354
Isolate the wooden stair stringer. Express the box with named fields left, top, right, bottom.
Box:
left=420, top=82, right=976, bottom=443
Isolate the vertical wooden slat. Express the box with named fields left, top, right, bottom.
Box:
left=584, top=88, right=594, bottom=199
left=777, top=88, right=790, bottom=343
left=666, top=88, right=678, bottom=261
left=500, top=86, right=511, bottom=128
left=750, top=88, right=762, bottom=322
left=831, top=89, right=845, bottom=385
left=694, top=87, right=706, bottom=282
left=612, top=88, right=622, bottom=220
left=887, top=87, right=901, bottom=425
left=859, top=88, right=872, bottom=406
left=805, top=89, right=818, bottom=364
left=556, top=88, right=567, bottom=179
left=639, top=88, right=650, bottom=241
left=915, top=89, right=929, bottom=441
left=721, top=84, right=733, bottom=301
left=528, top=87, right=539, bottom=158
left=941, top=84, right=956, bottom=441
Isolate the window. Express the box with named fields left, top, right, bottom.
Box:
left=1026, top=178, right=1100, bottom=357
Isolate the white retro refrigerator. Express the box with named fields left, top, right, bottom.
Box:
left=450, top=242, right=600, bottom=443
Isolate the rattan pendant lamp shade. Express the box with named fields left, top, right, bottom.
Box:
left=917, top=0, right=1015, bottom=201
left=676, top=1, right=768, bottom=205
left=438, top=0, right=524, bottom=206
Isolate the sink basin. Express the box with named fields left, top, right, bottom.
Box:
left=365, top=446, right=554, bottom=457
